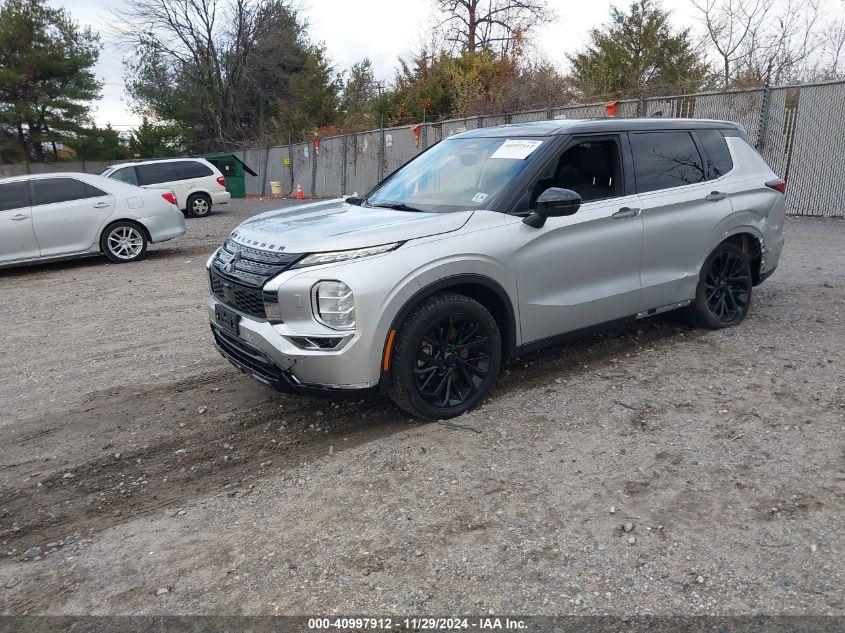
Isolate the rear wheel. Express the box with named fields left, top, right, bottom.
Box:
left=186, top=193, right=212, bottom=218
left=687, top=242, right=752, bottom=328
left=101, top=221, right=148, bottom=263
left=389, top=293, right=501, bottom=419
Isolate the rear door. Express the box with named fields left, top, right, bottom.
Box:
left=136, top=162, right=183, bottom=206
left=30, top=178, right=115, bottom=256
left=172, top=160, right=215, bottom=200
left=631, top=130, right=734, bottom=312
left=0, top=180, right=39, bottom=263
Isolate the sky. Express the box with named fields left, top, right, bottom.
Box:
left=50, top=0, right=702, bottom=129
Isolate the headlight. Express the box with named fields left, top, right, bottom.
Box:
left=294, top=242, right=400, bottom=268
left=312, top=281, right=355, bottom=330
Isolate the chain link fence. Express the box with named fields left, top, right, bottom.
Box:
left=2, top=81, right=842, bottom=216
left=230, top=80, right=844, bottom=217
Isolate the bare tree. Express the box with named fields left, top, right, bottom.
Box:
left=111, top=0, right=337, bottom=150
left=434, top=0, right=554, bottom=54
left=691, top=0, right=767, bottom=87
left=692, top=0, right=842, bottom=86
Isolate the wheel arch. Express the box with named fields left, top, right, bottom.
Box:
left=99, top=218, right=152, bottom=252
left=721, top=227, right=765, bottom=285
left=377, top=273, right=518, bottom=394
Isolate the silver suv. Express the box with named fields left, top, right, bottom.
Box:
left=207, top=119, right=785, bottom=419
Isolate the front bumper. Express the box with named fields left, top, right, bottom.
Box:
left=207, top=297, right=379, bottom=394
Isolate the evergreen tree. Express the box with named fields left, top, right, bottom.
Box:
left=0, top=0, right=102, bottom=161
left=569, top=0, right=709, bottom=100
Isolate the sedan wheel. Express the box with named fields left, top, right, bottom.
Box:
left=101, top=222, right=148, bottom=263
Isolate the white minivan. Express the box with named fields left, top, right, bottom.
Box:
left=101, top=158, right=231, bottom=217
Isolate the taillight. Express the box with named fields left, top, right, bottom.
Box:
left=161, top=192, right=177, bottom=205
left=216, top=176, right=226, bottom=187
left=766, top=178, right=787, bottom=194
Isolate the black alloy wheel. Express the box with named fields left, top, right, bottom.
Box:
left=413, top=312, right=493, bottom=408
left=389, top=293, right=502, bottom=419
left=687, top=241, right=752, bottom=328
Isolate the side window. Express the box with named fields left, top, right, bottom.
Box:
left=630, top=131, right=706, bottom=193
left=136, top=162, right=177, bottom=186
left=0, top=181, right=31, bottom=211
left=174, top=160, right=213, bottom=179
left=517, top=137, right=622, bottom=212
left=111, top=166, right=139, bottom=186
left=697, top=129, right=734, bottom=179
left=31, top=178, right=104, bottom=206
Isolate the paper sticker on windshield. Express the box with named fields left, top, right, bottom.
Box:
left=491, top=139, right=543, bottom=160
left=471, top=192, right=489, bottom=203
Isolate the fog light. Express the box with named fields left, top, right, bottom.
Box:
left=312, top=281, right=354, bottom=330
left=263, top=290, right=282, bottom=322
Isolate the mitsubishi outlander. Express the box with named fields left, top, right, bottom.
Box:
left=206, top=119, right=785, bottom=419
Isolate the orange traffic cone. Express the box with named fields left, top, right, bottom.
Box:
left=296, top=183, right=303, bottom=199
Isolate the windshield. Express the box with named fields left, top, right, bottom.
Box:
left=99, top=168, right=114, bottom=177
left=366, top=136, right=547, bottom=213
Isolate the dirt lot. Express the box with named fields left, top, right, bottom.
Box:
left=0, top=200, right=842, bottom=616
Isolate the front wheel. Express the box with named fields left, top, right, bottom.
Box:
left=100, top=221, right=148, bottom=263
left=686, top=241, right=752, bottom=328
left=389, top=293, right=501, bottom=419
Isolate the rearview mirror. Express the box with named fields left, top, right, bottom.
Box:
left=523, top=187, right=582, bottom=228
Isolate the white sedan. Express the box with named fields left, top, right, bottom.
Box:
left=0, top=172, right=186, bottom=268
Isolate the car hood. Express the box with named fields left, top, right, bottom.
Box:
left=230, top=198, right=474, bottom=253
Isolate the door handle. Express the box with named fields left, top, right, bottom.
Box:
left=612, top=207, right=641, bottom=219
left=705, top=191, right=727, bottom=202
left=92, top=201, right=111, bottom=208
left=11, top=214, right=29, bottom=221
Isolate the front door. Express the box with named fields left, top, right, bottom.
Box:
left=0, top=180, right=39, bottom=263
left=30, top=177, right=115, bottom=256
left=508, top=135, right=644, bottom=344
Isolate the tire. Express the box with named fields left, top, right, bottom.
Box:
left=186, top=193, right=212, bottom=218
left=101, top=221, right=148, bottom=263
left=686, top=241, right=752, bottom=328
left=389, top=293, right=502, bottom=419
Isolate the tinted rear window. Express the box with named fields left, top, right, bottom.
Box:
left=136, top=162, right=177, bottom=186
left=0, top=181, right=30, bottom=211
left=697, top=129, right=734, bottom=178
left=631, top=131, right=706, bottom=193
left=32, top=178, right=107, bottom=206
left=173, top=160, right=213, bottom=179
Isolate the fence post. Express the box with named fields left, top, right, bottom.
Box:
left=341, top=136, right=348, bottom=196
left=260, top=147, right=269, bottom=197
left=756, top=84, right=773, bottom=150
left=378, top=127, right=385, bottom=182
left=310, top=141, right=317, bottom=197
left=286, top=145, right=293, bottom=196
left=637, top=94, right=646, bottom=117
left=546, top=104, right=554, bottom=120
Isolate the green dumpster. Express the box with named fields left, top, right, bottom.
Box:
left=199, top=153, right=257, bottom=198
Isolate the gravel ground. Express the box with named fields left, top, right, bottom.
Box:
left=0, top=200, right=842, bottom=616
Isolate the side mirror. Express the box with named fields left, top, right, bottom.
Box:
left=523, top=187, right=581, bottom=228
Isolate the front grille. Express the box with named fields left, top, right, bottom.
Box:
left=210, top=270, right=266, bottom=318
left=210, top=239, right=302, bottom=318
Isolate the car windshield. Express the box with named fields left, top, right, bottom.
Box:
left=365, top=136, right=547, bottom=213
left=99, top=168, right=114, bottom=177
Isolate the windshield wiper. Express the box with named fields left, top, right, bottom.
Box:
left=367, top=202, right=427, bottom=212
